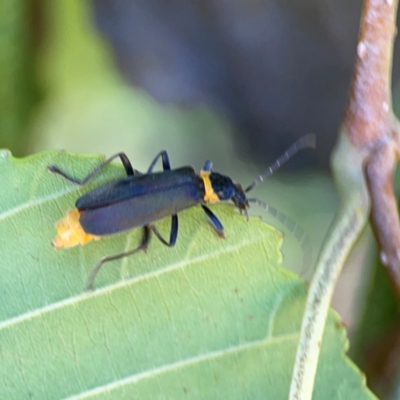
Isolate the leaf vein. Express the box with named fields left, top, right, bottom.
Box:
left=62, top=332, right=298, bottom=400
left=0, top=237, right=268, bottom=331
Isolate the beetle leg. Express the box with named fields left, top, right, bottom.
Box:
left=85, top=225, right=151, bottom=291
left=147, top=150, right=171, bottom=172
left=49, top=152, right=136, bottom=185
left=201, top=205, right=225, bottom=238
left=151, top=214, right=178, bottom=246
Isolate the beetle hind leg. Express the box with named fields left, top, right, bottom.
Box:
left=49, top=152, right=136, bottom=185
left=85, top=225, right=151, bottom=291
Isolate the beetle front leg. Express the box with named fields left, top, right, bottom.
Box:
left=201, top=205, right=225, bottom=238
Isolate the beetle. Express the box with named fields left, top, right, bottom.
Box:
left=49, top=134, right=316, bottom=290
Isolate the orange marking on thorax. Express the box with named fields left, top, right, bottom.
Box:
left=200, top=170, right=220, bottom=203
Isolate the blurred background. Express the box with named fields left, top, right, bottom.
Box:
left=2, top=0, right=400, bottom=397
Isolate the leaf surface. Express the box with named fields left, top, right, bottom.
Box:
left=0, top=150, right=375, bottom=399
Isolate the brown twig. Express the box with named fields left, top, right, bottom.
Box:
left=344, top=0, right=396, bottom=147
left=345, top=0, right=400, bottom=298
left=366, top=140, right=400, bottom=297
left=289, top=0, right=400, bottom=398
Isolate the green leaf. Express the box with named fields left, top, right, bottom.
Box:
left=0, top=150, right=375, bottom=399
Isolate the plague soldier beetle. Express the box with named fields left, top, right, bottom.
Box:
left=49, top=134, right=315, bottom=289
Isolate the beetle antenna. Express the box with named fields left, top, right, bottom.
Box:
left=244, top=134, right=316, bottom=193
left=247, top=197, right=313, bottom=275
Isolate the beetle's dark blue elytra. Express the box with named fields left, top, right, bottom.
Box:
left=49, top=134, right=315, bottom=290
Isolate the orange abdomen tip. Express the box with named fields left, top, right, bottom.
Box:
left=52, top=209, right=100, bottom=249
